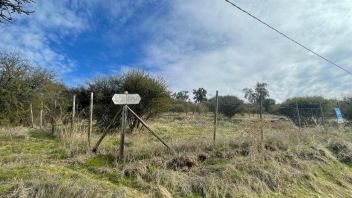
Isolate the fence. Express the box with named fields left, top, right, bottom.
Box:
left=25, top=92, right=349, bottom=162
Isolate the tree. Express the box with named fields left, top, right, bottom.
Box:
left=0, top=0, right=34, bottom=23
left=263, top=98, right=276, bottom=112
left=243, top=82, right=269, bottom=105
left=0, top=52, right=60, bottom=125
left=172, top=91, right=189, bottom=101
left=243, top=82, right=269, bottom=152
left=210, top=95, right=244, bottom=118
left=193, top=88, right=207, bottom=103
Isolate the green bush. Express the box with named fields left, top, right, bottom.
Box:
left=0, top=52, right=66, bottom=126
left=209, top=95, right=244, bottom=118
left=87, top=70, right=171, bottom=131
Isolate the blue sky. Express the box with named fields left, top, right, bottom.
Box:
left=1, top=0, right=352, bottom=101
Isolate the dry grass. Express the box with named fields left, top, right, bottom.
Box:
left=1, top=113, right=352, bottom=197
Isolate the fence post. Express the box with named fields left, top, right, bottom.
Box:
left=296, top=102, right=302, bottom=131
left=30, top=103, right=34, bottom=128
left=319, top=103, right=326, bottom=132
left=213, top=90, right=218, bottom=147
left=88, top=92, right=94, bottom=147
left=71, top=95, right=76, bottom=132
left=40, top=102, right=43, bottom=129
left=51, top=100, right=56, bottom=136
left=259, top=96, right=264, bottom=151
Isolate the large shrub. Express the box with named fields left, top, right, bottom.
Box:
left=0, top=52, right=63, bottom=125
left=87, top=70, right=171, bottom=132
left=209, top=95, right=244, bottom=118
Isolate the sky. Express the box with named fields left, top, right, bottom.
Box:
left=1, top=0, right=352, bottom=102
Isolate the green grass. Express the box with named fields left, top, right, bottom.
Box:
left=1, top=114, right=352, bottom=197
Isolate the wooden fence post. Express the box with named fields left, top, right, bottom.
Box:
left=40, top=102, right=43, bottom=129
left=213, top=90, right=218, bottom=147
left=319, top=103, right=326, bottom=132
left=88, top=92, right=94, bottom=147
left=71, top=95, right=76, bottom=132
left=296, top=102, right=302, bottom=131
left=259, top=96, right=264, bottom=151
left=30, top=103, right=34, bottom=128
left=51, top=100, right=56, bottom=136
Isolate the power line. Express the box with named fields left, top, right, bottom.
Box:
left=225, top=0, right=352, bottom=76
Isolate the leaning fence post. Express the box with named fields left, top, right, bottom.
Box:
left=127, top=106, right=176, bottom=155
left=213, top=90, right=219, bottom=147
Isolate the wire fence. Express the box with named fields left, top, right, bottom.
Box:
left=25, top=93, right=351, bottom=160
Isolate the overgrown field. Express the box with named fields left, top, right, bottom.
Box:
left=1, top=113, right=352, bottom=197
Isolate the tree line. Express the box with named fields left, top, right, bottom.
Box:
left=1, top=52, right=351, bottom=130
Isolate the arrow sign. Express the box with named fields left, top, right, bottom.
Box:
left=112, top=93, right=141, bottom=105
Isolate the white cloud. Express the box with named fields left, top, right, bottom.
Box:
left=0, top=0, right=88, bottom=77
left=142, top=0, right=352, bottom=101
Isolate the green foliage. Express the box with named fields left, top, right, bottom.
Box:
left=195, top=102, right=210, bottom=114
left=169, top=100, right=191, bottom=114
left=193, top=88, right=207, bottom=103
left=263, top=98, right=276, bottom=113
left=86, top=70, right=171, bottom=131
left=0, top=52, right=63, bottom=125
left=172, top=91, right=189, bottom=101
left=340, top=98, right=352, bottom=120
left=243, top=82, right=269, bottom=105
left=279, top=96, right=334, bottom=126
left=209, top=95, right=244, bottom=118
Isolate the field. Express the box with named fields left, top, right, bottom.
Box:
left=1, top=113, right=352, bottom=197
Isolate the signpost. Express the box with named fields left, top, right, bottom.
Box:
left=112, top=91, right=141, bottom=161
left=92, top=91, right=175, bottom=162
left=108, top=91, right=175, bottom=162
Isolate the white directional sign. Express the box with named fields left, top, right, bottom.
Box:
left=112, top=93, right=141, bottom=105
